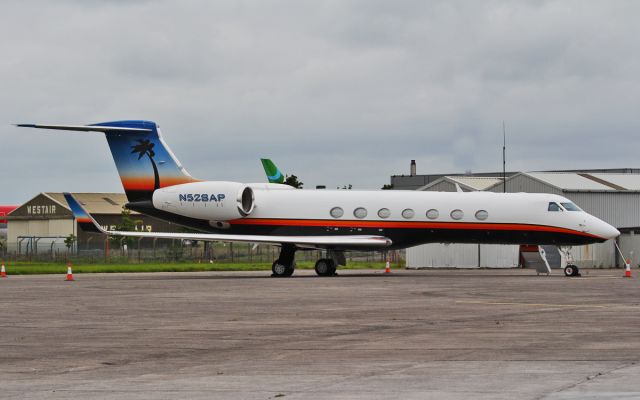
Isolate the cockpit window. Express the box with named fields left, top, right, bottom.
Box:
left=548, top=202, right=562, bottom=212
left=561, top=202, right=581, bottom=211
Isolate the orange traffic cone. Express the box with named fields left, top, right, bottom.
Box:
left=385, top=261, right=391, bottom=274
left=1, top=263, right=6, bottom=278
left=65, top=263, right=75, bottom=281
left=624, top=260, right=632, bottom=278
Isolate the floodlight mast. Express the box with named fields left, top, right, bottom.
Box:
left=502, top=121, right=506, bottom=193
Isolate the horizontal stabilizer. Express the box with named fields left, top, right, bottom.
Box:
left=63, top=193, right=392, bottom=249
left=16, top=124, right=152, bottom=133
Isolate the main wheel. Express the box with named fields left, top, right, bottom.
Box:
left=564, top=264, right=578, bottom=277
left=272, top=260, right=295, bottom=277
left=315, top=259, right=336, bottom=277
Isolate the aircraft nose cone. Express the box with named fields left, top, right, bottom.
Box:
left=596, top=220, right=620, bottom=240
left=607, top=226, right=621, bottom=239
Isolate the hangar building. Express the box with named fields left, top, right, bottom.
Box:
left=0, top=205, right=18, bottom=240
left=402, top=168, right=640, bottom=269
left=5, top=193, right=177, bottom=255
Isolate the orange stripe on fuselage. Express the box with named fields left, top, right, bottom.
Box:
left=229, top=218, right=603, bottom=239
left=120, top=176, right=199, bottom=191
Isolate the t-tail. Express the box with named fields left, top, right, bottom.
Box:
left=260, top=158, right=284, bottom=184
left=16, top=121, right=197, bottom=202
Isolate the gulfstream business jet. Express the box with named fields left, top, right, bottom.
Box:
left=17, top=121, right=619, bottom=277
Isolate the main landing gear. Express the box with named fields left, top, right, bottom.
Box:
left=271, top=244, right=296, bottom=277
left=271, top=246, right=345, bottom=278
left=315, top=250, right=345, bottom=277
left=314, top=258, right=337, bottom=277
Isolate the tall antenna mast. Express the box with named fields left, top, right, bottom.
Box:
left=502, top=121, right=506, bottom=193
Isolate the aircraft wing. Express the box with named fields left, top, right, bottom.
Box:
left=63, top=193, right=392, bottom=249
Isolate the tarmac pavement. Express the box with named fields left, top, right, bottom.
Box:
left=1, top=268, right=639, bottom=399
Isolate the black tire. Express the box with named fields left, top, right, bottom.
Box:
left=315, top=259, right=335, bottom=277
left=327, top=261, right=337, bottom=276
left=564, top=265, right=576, bottom=277
left=284, top=263, right=295, bottom=277
left=272, top=260, right=294, bottom=277
left=572, top=265, right=580, bottom=277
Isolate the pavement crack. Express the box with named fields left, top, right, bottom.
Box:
left=537, top=361, right=638, bottom=399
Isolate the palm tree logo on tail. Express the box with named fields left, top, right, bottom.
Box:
left=131, top=139, right=160, bottom=190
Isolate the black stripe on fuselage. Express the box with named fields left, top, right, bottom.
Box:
left=123, top=203, right=602, bottom=249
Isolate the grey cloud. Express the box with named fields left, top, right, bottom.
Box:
left=2, top=0, right=640, bottom=202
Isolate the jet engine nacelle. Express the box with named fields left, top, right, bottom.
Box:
left=152, top=181, right=255, bottom=221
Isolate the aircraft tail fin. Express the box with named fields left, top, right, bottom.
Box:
left=17, top=121, right=197, bottom=202
left=260, top=158, right=284, bottom=184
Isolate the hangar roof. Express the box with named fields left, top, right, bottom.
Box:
left=418, top=176, right=504, bottom=191
left=420, top=172, right=640, bottom=193
left=523, top=173, right=613, bottom=191
left=587, top=174, right=640, bottom=190
left=45, top=193, right=135, bottom=214
left=505, top=172, right=640, bottom=192
left=447, top=176, right=504, bottom=191
left=7, top=193, right=135, bottom=218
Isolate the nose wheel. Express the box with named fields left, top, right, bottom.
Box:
left=564, top=264, right=580, bottom=277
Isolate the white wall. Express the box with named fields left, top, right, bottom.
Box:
left=407, top=243, right=519, bottom=268
left=407, top=241, right=617, bottom=269
left=619, top=233, right=640, bottom=267
left=567, top=240, right=616, bottom=268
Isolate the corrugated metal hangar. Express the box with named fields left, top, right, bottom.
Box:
left=403, top=169, right=640, bottom=269
left=5, top=193, right=177, bottom=254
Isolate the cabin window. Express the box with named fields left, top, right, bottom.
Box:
left=377, top=208, right=391, bottom=219
left=450, top=209, right=464, bottom=220
left=426, top=209, right=439, bottom=220
left=354, top=207, right=368, bottom=219
left=402, top=208, right=415, bottom=219
left=561, top=202, right=581, bottom=211
left=330, top=207, right=344, bottom=218
left=548, top=202, right=562, bottom=212
left=475, top=210, right=489, bottom=220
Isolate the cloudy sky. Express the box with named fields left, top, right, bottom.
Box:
left=2, top=0, right=639, bottom=203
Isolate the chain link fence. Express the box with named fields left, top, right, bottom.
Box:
left=0, top=239, right=403, bottom=265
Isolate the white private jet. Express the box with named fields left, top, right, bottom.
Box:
left=17, top=120, right=619, bottom=277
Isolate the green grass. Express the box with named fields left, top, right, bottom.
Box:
left=2, top=260, right=393, bottom=275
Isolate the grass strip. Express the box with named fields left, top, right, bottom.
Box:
left=2, top=261, right=392, bottom=275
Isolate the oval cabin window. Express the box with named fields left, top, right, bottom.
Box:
left=354, top=207, right=368, bottom=219
left=426, top=209, right=439, bottom=219
left=377, top=208, right=391, bottom=219
left=330, top=207, right=344, bottom=218
left=450, top=209, right=464, bottom=220
left=475, top=210, right=489, bottom=220
left=402, top=208, right=415, bottom=219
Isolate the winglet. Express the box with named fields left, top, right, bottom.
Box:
left=63, top=193, right=106, bottom=234
left=260, top=158, right=285, bottom=184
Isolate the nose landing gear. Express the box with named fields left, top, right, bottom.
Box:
left=560, top=246, right=581, bottom=277
left=564, top=264, right=580, bottom=277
